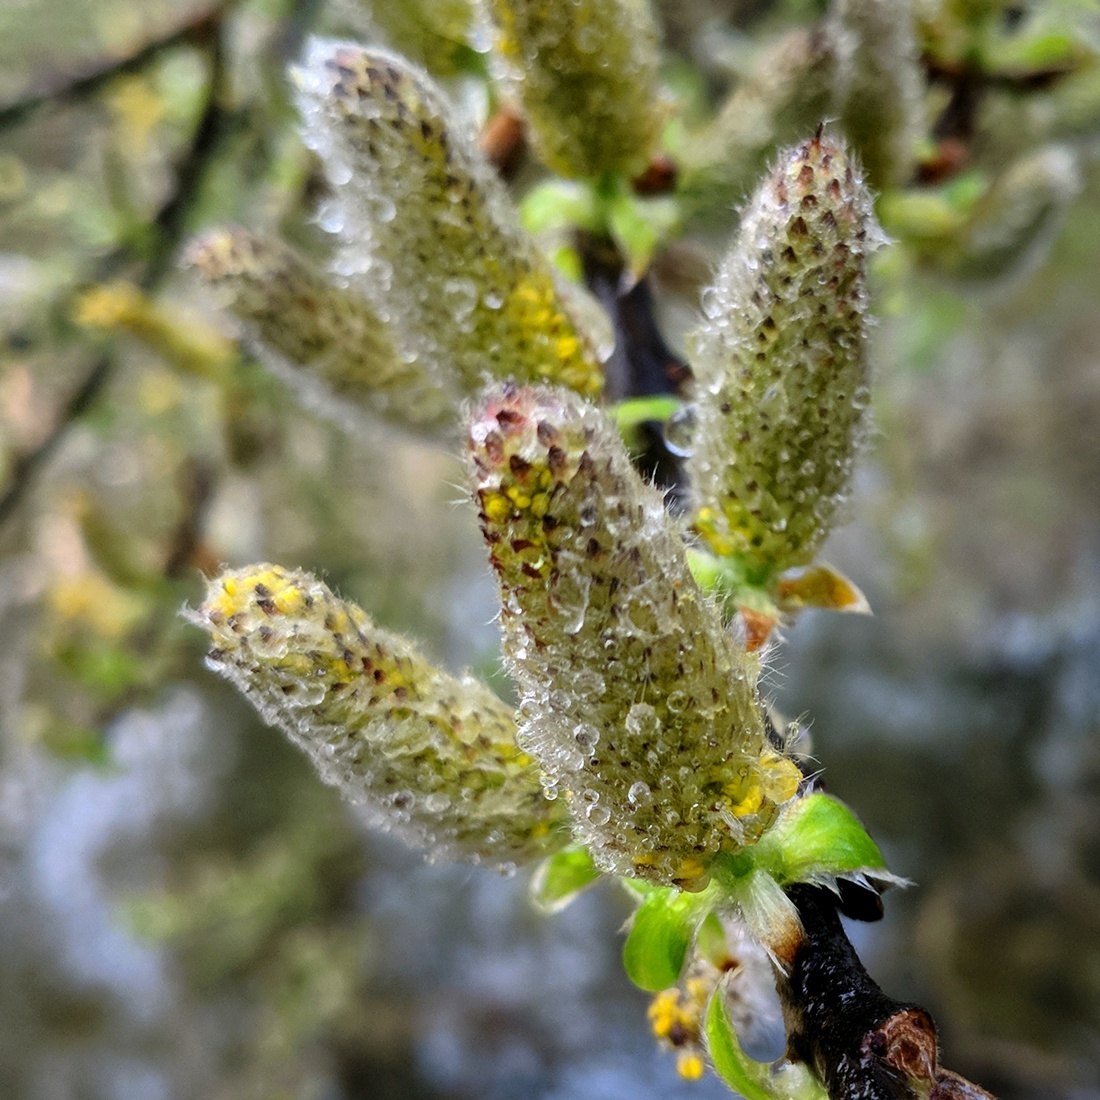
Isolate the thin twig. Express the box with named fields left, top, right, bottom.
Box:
left=0, top=2, right=229, bottom=131
left=778, top=886, right=998, bottom=1100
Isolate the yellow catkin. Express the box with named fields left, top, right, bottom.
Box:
left=293, top=42, right=606, bottom=399
left=191, top=563, right=568, bottom=867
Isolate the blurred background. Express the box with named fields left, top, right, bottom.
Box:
left=0, top=0, right=1098, bottom=1097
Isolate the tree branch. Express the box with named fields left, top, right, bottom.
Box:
left=777, top=886, right=998, bottom=1100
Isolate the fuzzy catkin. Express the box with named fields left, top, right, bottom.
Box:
left=187, top=227, right=456, bottom=432
left=293, top=41, right=605, bottom=399
left=467, top=385, right=802, bottom=889
left=481, top=0, right=665, bottom=179
left=192, top=564, right=566, bottom=867
left=687, top=133, right=883, bottom=578
left=954, top=144, right=1080, bottom=282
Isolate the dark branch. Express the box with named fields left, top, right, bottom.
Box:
left=0, top=356, right=112, bottom=527
left=577, top=233, right=690, bottom=501
left=777, top=886, right=998, bottom=1100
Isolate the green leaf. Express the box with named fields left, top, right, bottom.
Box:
left=621, top=887, right=699, bottom=992
left=608, top=191, right=681, bottom=278
left=705, top=993, right=779, bottom=1100
left=706, top=994, right=829, bottom=1100
left=751, top=793, right=894, bottom=887
left=530, top=845, right=601, bottom=914
left=611, top=395, right=681, bottom=433
left=611, top=395, right=681, bottom=452
left=520, top=180, right=601, bottom=237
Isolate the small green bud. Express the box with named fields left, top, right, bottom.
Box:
left=186, top=227, right=455, bottom=432
left=480, top=0, right=666, bottom=179
left=190, top=564, right=567, bottom=867
left=829, top=0, right=923, bottom=189
left=466, top=384, right=803, bottom=889
left=687, top=133, right=883, bottom=579
left=294, top=41, right=606, bottom=399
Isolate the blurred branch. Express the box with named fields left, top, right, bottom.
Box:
left=0, top=2, right=231, bottom=131
left=0, top=22, right=234, bottom=528
left=0, top=356, right=112, bottom=528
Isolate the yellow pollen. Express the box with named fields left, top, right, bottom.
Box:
left=676, top=1053, right=705, bottom=1080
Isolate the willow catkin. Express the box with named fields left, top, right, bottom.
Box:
left=687, top=133, right=883, bottom=578
left=192, top=563, right=567, bottom=867
left=293, top=41, right=606, bottom=399
left=467, top=384, right=802, bottom=889
left=480, top=0, right=666, bottom=179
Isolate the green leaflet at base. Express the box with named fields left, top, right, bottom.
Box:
left=621, top=886, right=701, bottom=992
left=705, top=993, right=827, bottom=1100
left=750, top=793, right=902, bottom=888
left=530, top=844, right=601, bottom=914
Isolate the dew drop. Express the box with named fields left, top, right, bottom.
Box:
left=574, top=723, right=600, bottom=753
left=663, top=406, right=696, bottom=458
left=373, top=196, right=397, bottom=223
left=626, top=703, right=660, bottom=740
left=700, top=286, right=723, bottom=319
left=443, top=277, right=479, bottom=321
left=317, top=204, right=345, bottom=234
left=586, top=803, right=612, bottom=826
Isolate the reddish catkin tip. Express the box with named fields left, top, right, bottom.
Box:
left=466, top=385, right=803, bottom=889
